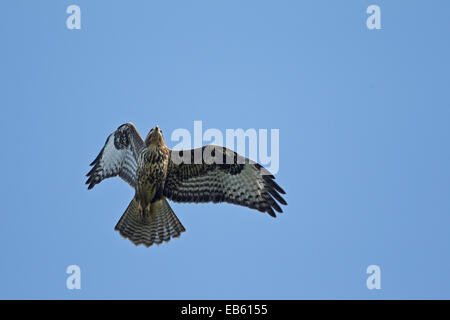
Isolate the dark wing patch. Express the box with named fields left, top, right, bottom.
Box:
left=163, top=145, right=286, bottom=217
left=86, top=123, right=144, bottom=189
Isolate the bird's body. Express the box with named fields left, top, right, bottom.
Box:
left=86, top=123, right=287, bottom=247
left=135, top=139, right=169, bottom=218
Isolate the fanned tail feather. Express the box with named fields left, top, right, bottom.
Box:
left=114, top=197, right=185, bottom=247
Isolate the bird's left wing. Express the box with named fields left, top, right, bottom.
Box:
left=163, top=145, right=287, bottom=217
left=86, top=123, right=144, bottom=189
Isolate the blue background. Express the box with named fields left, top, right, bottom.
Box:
left=1, top=0, right=449, bottom=299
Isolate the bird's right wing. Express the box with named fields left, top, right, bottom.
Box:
left=86, top=123, right=144, bottom=189
left=163, top=145, right=287, bottom=217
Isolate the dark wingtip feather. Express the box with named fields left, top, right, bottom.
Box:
left=271, top=200, right=282, bottom=213
left=86, top=166, right=96, bottom=177
left=269, top=179, right=286, bottom=195
left=267, top=188, right=287, bottom=206
left=262, top=174, right=286, bottom=194
left=276, top=196, right=287, bottom=206
left=266, top=207, right=277, bottom=218
left=85, top=174, right=96, bottom=189
left=253, top=163, right=287, bottom=216
left=277, top=187, right=286, bottom=195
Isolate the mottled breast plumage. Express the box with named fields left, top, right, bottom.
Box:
left=136, top=147, right=169, bottom=204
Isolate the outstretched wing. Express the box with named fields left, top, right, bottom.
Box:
left=86, top=123, right=144, bottom=189
left=163, top=145, right=287, bottom=217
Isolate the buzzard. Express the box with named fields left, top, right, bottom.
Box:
left=86, top=123, right=287, bottom=247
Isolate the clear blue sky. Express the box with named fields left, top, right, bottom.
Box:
left=1, top=0, right=449, bottom=299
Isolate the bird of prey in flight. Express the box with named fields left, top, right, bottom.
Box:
left=86, top=123, right=287, bottom=247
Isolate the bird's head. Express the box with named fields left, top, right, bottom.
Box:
left=145, top=125, right=165, bottom=147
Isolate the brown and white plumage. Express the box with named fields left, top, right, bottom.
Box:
left=164, top=146, right=286, bottom=217
left=86, top=123, right=144, bottom=189
left=86, top=123, right=287, bottom=247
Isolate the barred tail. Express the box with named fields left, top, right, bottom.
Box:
left=114, top=197, right=185, bottom=247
